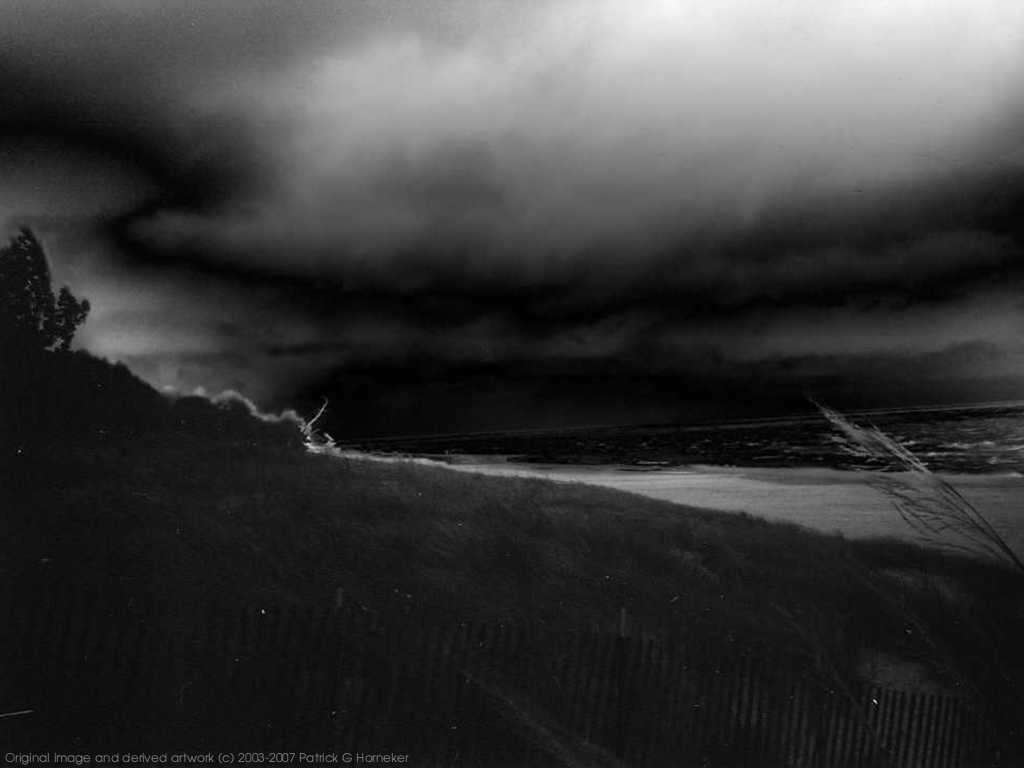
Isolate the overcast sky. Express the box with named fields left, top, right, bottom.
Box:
left=2, top=1, right=1023, bottom=433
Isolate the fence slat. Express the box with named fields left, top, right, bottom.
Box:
left=6, top=583, right=1009, bottom=764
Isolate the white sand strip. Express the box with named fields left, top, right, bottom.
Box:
left=448, top=460, right=1024, bottom=548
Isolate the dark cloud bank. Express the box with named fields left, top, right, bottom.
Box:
left=2, top=1, right=1023, bottom=435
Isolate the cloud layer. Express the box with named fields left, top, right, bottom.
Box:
left=2, top=0, right=1023, bottom=429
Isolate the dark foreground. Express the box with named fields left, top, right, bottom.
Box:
left=2, top=350, right=1023, bottom=765
left=1, top=584, right=1000, bottom=766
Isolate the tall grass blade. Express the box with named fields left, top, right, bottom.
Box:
left=813, top=400, right=1024, bottom=575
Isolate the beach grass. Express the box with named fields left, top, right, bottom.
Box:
left=2, top=350, right=1023, bottom=755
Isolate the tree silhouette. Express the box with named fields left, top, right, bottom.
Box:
left=0, top=228, right=90, bottom=354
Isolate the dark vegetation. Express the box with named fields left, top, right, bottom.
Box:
left=2, top=230, right=1023, bottom=762
left=0, top=229, right=88, bottom=355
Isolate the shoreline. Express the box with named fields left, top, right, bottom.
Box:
left=342, top=450, right=1024, bottom=549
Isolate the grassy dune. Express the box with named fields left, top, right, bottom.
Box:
left=2, top=350, right=1023, bottom=755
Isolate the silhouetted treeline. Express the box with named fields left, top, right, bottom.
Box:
left=0, top=228, right=88, bottom=355
left=1, top=228, right=305, bottom=462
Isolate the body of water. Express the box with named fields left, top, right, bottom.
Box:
left=344, top=401, right=1024, bottom=475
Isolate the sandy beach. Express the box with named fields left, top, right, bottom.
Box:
left=445, top=458, right=1024, bottom=551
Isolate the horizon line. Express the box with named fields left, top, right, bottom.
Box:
left=334, top=397, right=1024, bottom=445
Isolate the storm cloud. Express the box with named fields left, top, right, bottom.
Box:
left=2, top=0, right=1023, bottom=431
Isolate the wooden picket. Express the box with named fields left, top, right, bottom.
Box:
left=0, top=584, right=1007, bottom=766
